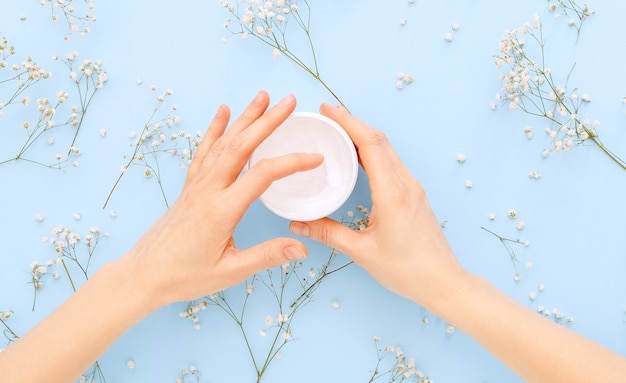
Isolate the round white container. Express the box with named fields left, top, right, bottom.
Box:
left=249, top=112, right=358, bottom=221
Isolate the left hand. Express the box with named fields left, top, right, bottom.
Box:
left=118, top=91, right=323, bottom=306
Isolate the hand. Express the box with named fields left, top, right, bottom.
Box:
left=289, top=104, right=468, bottom=311
left=118, top=91, right=323, bottom=306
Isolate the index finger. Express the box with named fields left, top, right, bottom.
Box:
left=319, top=103, right=408, bottom=190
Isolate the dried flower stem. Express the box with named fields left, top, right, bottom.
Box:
left=102, top=89, right=192, bottom=209
left=368, top=337, right=432, bottom=383
left=0, top=312, right=19, bottom=346
left=183, top=207, right=370, bottom=382
left=0, top=54, right=105, bottom=170
left=547, top=0, right=594, bottom=41
left=222, top=0, right=347, bottom=109
left=481, top=227, right=527, bottom=267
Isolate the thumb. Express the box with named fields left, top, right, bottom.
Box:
left=235, top=238, right=309, bottom=274
left=289, top=218, right=362, bottom=257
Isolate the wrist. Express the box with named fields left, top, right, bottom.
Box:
left=107, top=251, right=167, bottom=314
left=410, top=267, right=474, bottom=319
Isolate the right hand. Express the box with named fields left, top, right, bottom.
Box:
left=289, top=104, right=469, bottom=312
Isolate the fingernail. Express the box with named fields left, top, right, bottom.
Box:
left=308, top=153, right=324, bottom=161
left=284, top=245, right=306, bottom=261
left=289, top=222, right=310, bottom=237
left=252, top=91, right=265, bottom=106
left=277, top=94, right=295, bottom=107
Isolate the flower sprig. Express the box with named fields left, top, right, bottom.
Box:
left=493, top=15, right=626, bottom=171
left=33, top=224, right=109, bottom=382
left=0, top=310, right=19, bottom=347
left=0, top=50, right=106, bottom=170
left=175, top=365, right=201, bottom=383
left=43, top=224, right=109, bottom=284
left=39, top=0, right=97, bottom=41
left=58, top=53, right=107, bottom=152
left=547, top=0, right=594, bottom=40
left=481, top=226, right=530, bottom=275
left=28, top=259, right=61, bottom=311
left=220, top=0, right=347, bottom=109
left=78, top=361, right=107, bottom=383
left=103, top=86, right=200, bottom=209
left=181, top=207, right=370, bottom=382
left=0, top=36, right=51, bottom=113
left=368, top=336, right=433, bottom=383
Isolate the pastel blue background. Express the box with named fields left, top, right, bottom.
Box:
left=1, top=1, right=625, bottom=382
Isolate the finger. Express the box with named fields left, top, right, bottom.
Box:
left=200, top=91, right=270, bottom=172
left=224, top=238, right=308, bottom=279
left=210, top=94, right=297, bottom=187
left=289, top=218, right=368, bottom=261
left=185, top=104, right=230, bottom=184
left=320, top=104, right=404, bottom=189
left=227, top=90, right=271, bottom=137
left=226, top=152, right=324, bottom=216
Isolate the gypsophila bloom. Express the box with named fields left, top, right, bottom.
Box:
left=489, top=213, right=496, bottom=220
left=524, top=126, right=533, bottom=139
left=456, top=153, right=466, bottom=163
left=508, top=209, right=517, bottom=219
left=126, top=360, right=135, bottom=370
left=396, top=72, right=414, bottom=90
left=35, top=214, right=44, bottom=222
left=525, top=262, right=533, bottom=269
left=465, top=180, right=473, bottom=188
left=444, top=33, right=453, bottom=42
left=446, top=325, right=455, bottom=334
left=331, top=300, right=340, bottom=309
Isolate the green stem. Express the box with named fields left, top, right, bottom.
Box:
left=61, top=259, right=78, bottom=292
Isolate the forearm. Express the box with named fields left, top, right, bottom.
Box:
left=431, top=273, right=626, bottom=383
left=0, top=259, right=157, bottom=383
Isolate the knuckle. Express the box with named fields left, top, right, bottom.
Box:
left=226, top=134, right=245, bottom=153
left=315, top=224, right=332, bottom=246
left=209, top=136, right=227, bottom=156
left=413, top=182, right=428, bottom=202
left=250, top=158, right=275, bottom=177
left=367, top=130, right=389, bottom=146
left=263, top=247, right=281, bottom=269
